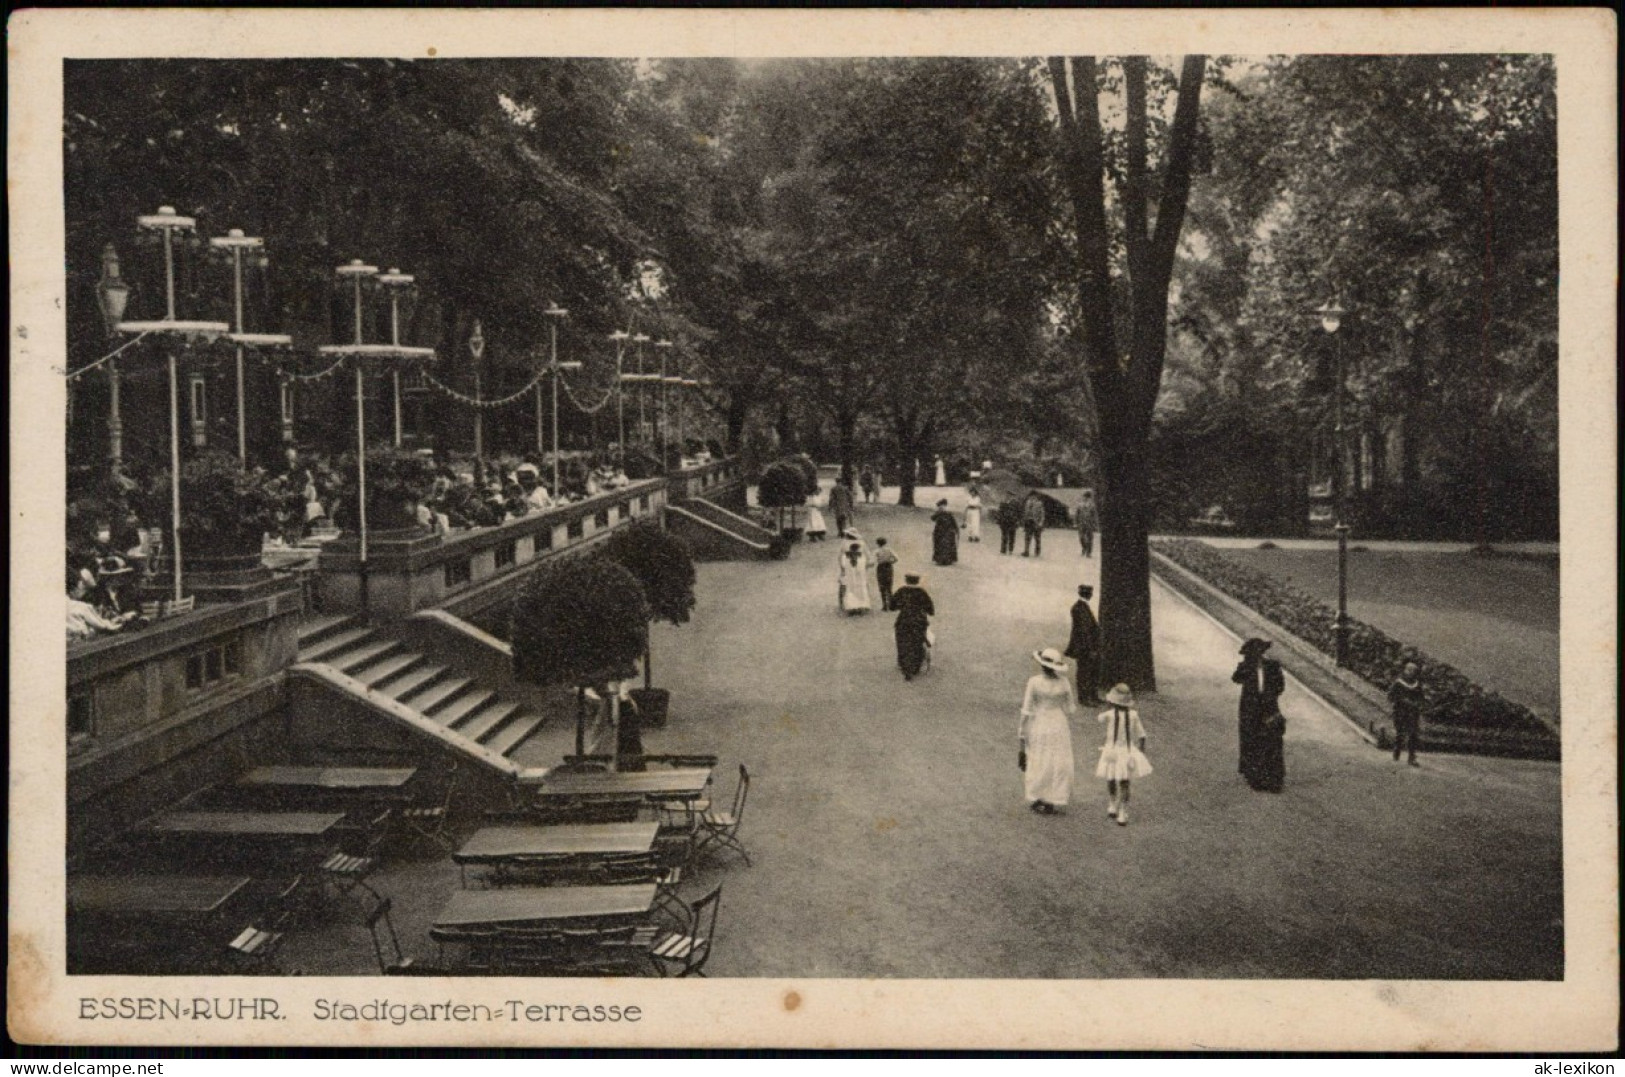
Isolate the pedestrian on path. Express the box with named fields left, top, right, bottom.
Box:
left=1096, top=684, right=1152, bottom=825
left=873, top=537, right=898, bottom=610
left=827, top=479, right=856, bottom=537
left=1388, top=661, right=1425, bottom=766
left=934, top=456, right=947, bottom=487
left=892, top=573, right=935, bottom=680
left=1063, top=584, right=1101, bottom=705
left=859, top=465, right=877, bottom=504
left=1075, top=489, right=1098, bottom=558
left=1019, top=648, right=1078, bottom=815
left=1022, top=492, right=1047, bottom=557
left=931, top=498, right=960, bottom=566
left=1232, top=638, right=1286, bottom=793
left=964, top=486, right=983, bottom=543
left=838, top=540, right=873, bottom=615
left=995, top=499, right=1022, bottom=555
left=806, top=493, right=828, bottom=542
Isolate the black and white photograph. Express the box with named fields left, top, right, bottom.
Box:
left=9, top=7, right=1617, bottom=1052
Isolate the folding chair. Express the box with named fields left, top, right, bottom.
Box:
left=397, top=763, right=458, bottom=854
left=364, top=896, right=414, bottom=974
left=694, top=764, right=751, bottom=867
left=651, top=826, right=698, bottom=928
left=634, top=884, right=722, bottom=977
left=225, top=923, right=287, bottom=973
left=319, top=850, right=382, bottom=905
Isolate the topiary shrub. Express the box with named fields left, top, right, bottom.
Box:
left=511, top=556, right=650, bottom=755
left=147, top=448, right=285, bottom=559
left=783, top=453, right=821, bottom=499
left=332, top=445, right=439, bottom=531
left=603, top=520, right=697, bottom=697
left=758, top=460, right=808, bottom=535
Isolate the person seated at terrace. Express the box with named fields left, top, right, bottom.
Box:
left=91, top=556, right=146, bottom=628
left=67, top=566, right=123, bottom=642
left=516, top=464, right=554, bottom=511
left=502, top=482, right=531, bottom=521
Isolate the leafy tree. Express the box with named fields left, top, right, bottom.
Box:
left=602, top=520, right=697, bottom=690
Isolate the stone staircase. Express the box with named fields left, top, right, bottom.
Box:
left=666, top=496, right=777, bottom=560
left=293, top=614, right=549, bottom=764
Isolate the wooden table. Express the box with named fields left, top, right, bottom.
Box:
left=434, top=884, right=657, bottom=928
left=237, top=766, right=417, bottom=791
left=143, top=811, right=347, bottom=836
left=456, top=822, right=659, bottom=862
left=68, top=874, right=251, bottom=918
left=528, top=767, right=712, bottom=801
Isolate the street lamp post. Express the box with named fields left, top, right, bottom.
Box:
left=544, top=304, right=579, bottom=495
left=95, top=243, right=131, bottom=480
left=376, top=269, right=417, bottom=447
left=115, top=208, right=230, bottom=603
left=654, top=339, right=674, bottom=469
left=609, top=329, right=630, bottom=455
left=210, top=229, right=292, bottom=466
left=632, top=333, right=650, bottom=445
left=1315, top=299, right=1351, bottom=667
left=469, top=319, right=486, bottom=482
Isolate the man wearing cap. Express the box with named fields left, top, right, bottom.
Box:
left=1063, top=584, right=1102, bottom=704
left=1232, top=638, right=1286, bottom=792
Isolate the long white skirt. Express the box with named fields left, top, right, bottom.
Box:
left=1023, top=709, right=1075, bottom=805
left=965, top=506, right=982, bottom=541
left=841, top=572, right=872, bottom=612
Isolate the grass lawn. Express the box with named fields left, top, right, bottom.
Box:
left=1217, top=547, right=1560, bottom=722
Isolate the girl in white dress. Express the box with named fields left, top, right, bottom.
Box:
left=1019, top=648, right=1077, bottom=814
left=964, top=486, right=983, bottom=543
left=806, top=493, right=828, bottom=541
left=838, top=541, right=873, bottom=615
left=1095, top=683, right=1153, bottom=825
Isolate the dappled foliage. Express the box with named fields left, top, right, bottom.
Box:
left=603, top=519, right=697, bottom=628
left=511, top=557, right=649, bottom=689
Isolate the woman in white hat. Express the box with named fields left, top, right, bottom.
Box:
left=1019, top=648, right=1078, bottom=814
left=1096, top=684, right=1152, bottom=825
left=838, top=540, right=873, bottom=615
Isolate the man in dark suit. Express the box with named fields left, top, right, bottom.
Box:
left=1232, top=638, right=1287, bottom=792
left=826, top=479, right=855, bottom=538
left=1062, top=584, right=1101, bottom=704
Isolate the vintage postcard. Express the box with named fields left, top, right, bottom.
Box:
left=8, top=7, right=1617, bottom=1052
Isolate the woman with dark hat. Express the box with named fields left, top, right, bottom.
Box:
left=930, top=498, right=960, bottom=566
left=1232, top=637, right=1286, bottom=791
left=891, top=572, right=935, bottom=680
left=92, top=556, right=145, bottom=628
left=1020, top=648, right=1078, bottom=814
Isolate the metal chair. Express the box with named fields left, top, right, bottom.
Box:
left=637, top=884, right=722, bottom=977
left=396, top=762, right=458, bottom=854
left=364, top=896, right=414, bottom=974
left=694, top=764, right=751, bottom=867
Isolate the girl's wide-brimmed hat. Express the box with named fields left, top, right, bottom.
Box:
left=1034, top=647, right=1069, bottom=672
left=1240, top=637, right=1273, bottom=657
left=1105, top=683, right=1135, bottom=707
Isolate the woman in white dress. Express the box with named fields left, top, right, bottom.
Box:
left=1018, top=648, right=1077, bottom=814
left=1096, top=683, right=1153, bottom=825
left=806, top=492, right=828, bottom=541
left=838, top=541, right=873, bottom=615
left=964, top=485, right=983, bottom=543
left=934, top=456, right=947, bottom=487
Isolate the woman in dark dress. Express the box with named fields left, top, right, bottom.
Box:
left=892, top=573, right=935, bottom=681
left=1232, top=637, right=1286, bottom=791
left=930, top=499, right=959, bottom=566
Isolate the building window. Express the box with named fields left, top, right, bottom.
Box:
left=185, top=641, right=241, bottom=691
left=189, top=375, right=208, bottom=448
left=68, top=694, right=95, bottom=745
left=495, top=541, right=516, bottom=569
left=445, top=559, right=472, bottom=588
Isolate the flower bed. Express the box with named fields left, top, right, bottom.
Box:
left=1152, top=539, right=1555, bottom=744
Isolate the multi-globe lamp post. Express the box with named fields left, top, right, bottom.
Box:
left=113, top=207, right=231, bottom=603
left=318, top=259, right=437, bottom=612
left=1313, top=298, right=1351, bottom=668
left=543, top=304, right=581, bottom=496
left=209, top=228, right=293, bottom=465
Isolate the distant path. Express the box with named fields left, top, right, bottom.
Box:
left=645, top=486, right=1562, bottom=978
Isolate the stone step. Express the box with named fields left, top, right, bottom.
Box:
left=457, top=700, right=522, bottom=742
left=353, top=651, right=425, bottom=689
left=384, top=663, right=448, bottom=702
left=403, top=676, right=472, bottom=715
left=328, top=639, right=401, bottom=675
left=299, top=626, right=374, bottom=663
left=430, top=689, right=496, bottom=728
left=482, top=710, right=547, bottom=758
left=297, top=613, right=354, bottom=646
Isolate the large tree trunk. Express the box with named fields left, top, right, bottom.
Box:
left=1097, top=415, right=1155, bottom=690
left=837, top=411, right=856, bottom=489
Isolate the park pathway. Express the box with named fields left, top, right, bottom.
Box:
left=645, top=485, right=1563, bottom=979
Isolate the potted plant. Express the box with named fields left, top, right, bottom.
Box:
left=510, top=556, right=650, bottom=758
left=332, top=445, right=439, bottom=533
left=758, top=460, right=807, bottom=540
left=146, top=449, right=284, bottom=569
left=603, top=520, right=696, bottom=728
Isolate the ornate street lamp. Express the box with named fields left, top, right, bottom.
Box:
left=318, top=259, right=436, bottom=613
left=95, top=243, right=131, bottom=478
left=1312, top=298, right=1351, bottom=667
left=469, top=318, right=486, bottom=482
left=543, top=304, right=581, bottom=495
left=209, top=228, right=292, bottom=464
left=609, top=329, right=631, bottom=455
left=114, top=207, right=231, bottom=603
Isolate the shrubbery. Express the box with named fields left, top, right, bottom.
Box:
left=1152, top=539, right=1554, bottom=741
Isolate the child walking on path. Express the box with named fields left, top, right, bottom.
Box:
left=873, top=537, right=898, bottom=610
left=1096, top=683, right=1152, bottom=826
